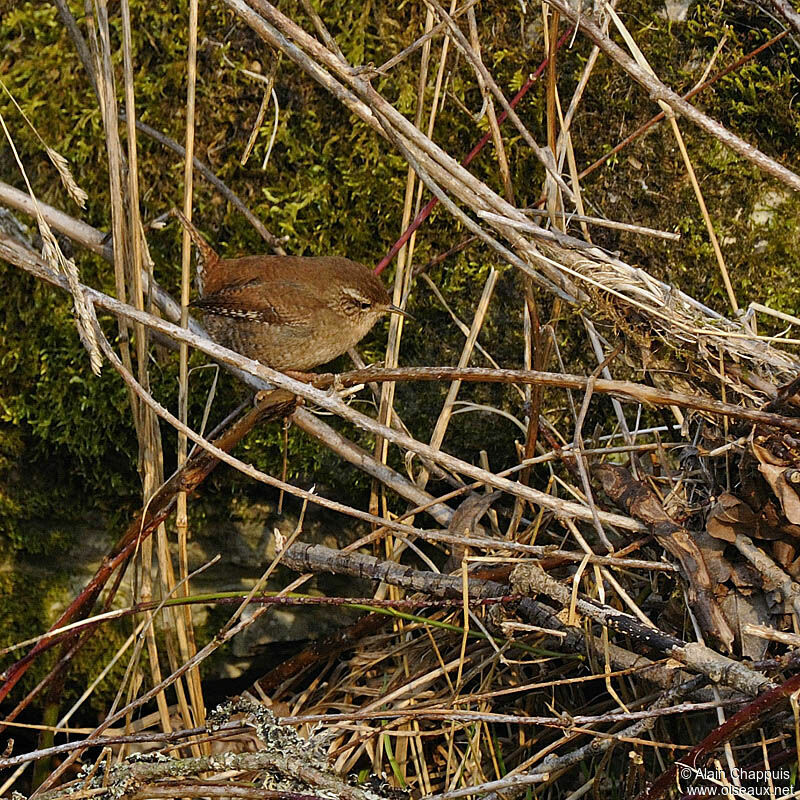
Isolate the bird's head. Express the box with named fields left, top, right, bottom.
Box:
left=335, top=271, right=412, bottom=324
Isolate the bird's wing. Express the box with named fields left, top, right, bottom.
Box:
left=191, top=279, right=326, bottom=327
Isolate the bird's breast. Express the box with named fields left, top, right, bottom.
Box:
left=202, top=309, right=380, bottom=371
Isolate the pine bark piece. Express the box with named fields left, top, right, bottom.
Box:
left=595, top=463, right=735, bottom=652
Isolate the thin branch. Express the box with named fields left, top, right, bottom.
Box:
left=309, top=366, right=800, bottom=434
left=131, top=117, right=285, bottom=252
left=577, top=29, right=789, bottom=182
left=769, top=0, right=800, bottom=36
left=546, top=0, right=800, bottom=192
left=0, top=381, right=297, bottom=708
left=284, top=541, right=772, bottom=697
left=640, top=667, right=800, bottom=800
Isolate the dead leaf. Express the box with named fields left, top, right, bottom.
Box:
left=752, top=441, right=800, bottom=525
left=706, top=493, right=757, bottom=542
left=761, top=501, right=798, bottom=540
left=752, top=440, right=789, bottom=467
left=758, top=463, right=800, bottom=525
left=693, top=530, right=731, bottom=584
left=706, top=516, right=736, bottom=543
left=772, top=540, right=796, bottom=571
left=718, top=590, right=771, bottom=661
left=443, top=491, right=501, bottom=571
left=728, top=561, right=759, bottom=590
left=595, top=463, right=735, bottom=652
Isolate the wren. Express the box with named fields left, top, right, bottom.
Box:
left=171, top=210, right=407, bottom=371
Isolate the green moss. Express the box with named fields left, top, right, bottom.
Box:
left=0, top=567, right=130, bottom=714
left=2, top=0, right=797, bottom=497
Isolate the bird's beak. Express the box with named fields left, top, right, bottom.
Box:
left=386, top=304, right=415, bottom=321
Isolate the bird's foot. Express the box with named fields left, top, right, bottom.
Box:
left=284, top=369, right=317, bottom=383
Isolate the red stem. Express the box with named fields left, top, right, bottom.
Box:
left=640, top=669, right=800, bottom=800
left=374, top=27, right=574, bottom=275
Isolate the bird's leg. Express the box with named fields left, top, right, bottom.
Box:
left=283, top=369, right=317, bottom=383
left=253, top=388, right=303, bottom=409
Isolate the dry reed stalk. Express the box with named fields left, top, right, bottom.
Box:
left=93, top=0, right=186, bottom=747
left=547, top=0, right=800, bottom=191
left=0, top=117, right=101, bottom=375
left=371, top=0, right=437, bottom=540
left=175, top=0, right=206, bottom=742
left=606, top=5, right=740, bottom=317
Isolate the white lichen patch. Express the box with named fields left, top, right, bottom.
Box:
left=751, top=189, right=791, bottom=227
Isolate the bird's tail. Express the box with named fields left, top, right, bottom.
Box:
left=170, top=208, right=220, bottom=293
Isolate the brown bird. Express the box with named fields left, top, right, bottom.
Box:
left=171, top=210, right=408, bottom=371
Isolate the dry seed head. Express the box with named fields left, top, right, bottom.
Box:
left=46, top=147, right=88, bottom=209
left=38, top=216, right=102, bottom=375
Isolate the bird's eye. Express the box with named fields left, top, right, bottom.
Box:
left=360, top=300, right=371, bottom=310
